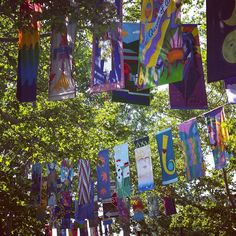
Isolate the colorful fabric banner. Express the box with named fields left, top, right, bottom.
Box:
left=90, top=0, right=124, bottom=93
left=224, top=77, right=236, bottom=104
left=47, top=162, right=57, bottom=207
left=204, top=107, right=231, bottom=169
left=113, top=143, right=131, bottom=197
left=96, top=149, right=111, bottom=200
left=137, top=0, right=183, bottom=89
left=163, top=196, right=176, bottom=216
left=179, top=119, right=205, bottom=181
left=207, top=0, right=236, bottom=83
left=112, top=22, right=150, bottom=106
left=17, top=1, right=42, bottom=102
left=134, top=137, right=154, bottom=192
left=131, top=197, right=144, bottom=222
left=48, top=20, right=76, bottom=100
left=31, top=163, right=42, bottom=205
left=169, top=24, right=208, bottom=109
left=77, top=159, right=91, bottom=205
left=156, top=128, right=178, bottom=185
left=117, top=197, right=130, bottom=224
left=147, top=195, right=159, bottom=218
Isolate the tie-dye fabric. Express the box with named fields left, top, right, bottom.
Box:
left=169, top=24, right=208, bottom=109
left=207, top=0, right=236, bottom=83
left=156, top=128, right=178, bottom=185
left=179, top=119, right=205, bottom=181
left=17, top=1, right=42, bottom=102
left=134, top=137, right=154, bottom=192
left=114, top=143, right=131, bottom=197
left=49, top=21, right=76, bottom=100
left=96, top=149, right=111, bottom=200
left=204, top=107, right=231, bottom=169
left=224, top=77, right=236, bottom=104
left=31, top=163, right=42, bottom=205
left=137, top=0, right=183, bottom=89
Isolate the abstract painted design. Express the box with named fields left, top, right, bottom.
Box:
left=49, top=21, right=76, bottom=100
left=131, top=196, right=144, bottom=222
left=137, top=0, right=183, bottom=89
left=112, top=22, right=150, bottom=105
left=147, top=195, right=159, bottom=218
left=114, top=143, right=131, bottom=197
left=204, top=107, right=231, bottom=169
left=207, top=0, right=236, bottom=82
left=117, top=197, right=130, bottom=224
left=179, top=119, right=205, bottom=181
left=46, top=162, right=57, bottom=207
left=96, top=149, right=111, bottom=200
left=224, top=77, right=236, bottom=103
left=169, top=24, right=208, bottom=109
left=31, top=163, right=42, bottom=205
left=156, top=128, right=178, bottom=185
left=17, top=1, right=42, bottom=102
left=134, top=137, right=154, bottom=192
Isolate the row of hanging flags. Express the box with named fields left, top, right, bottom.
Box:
left=16, top=0, right=236, bottom=105
left=31, top=105, right=232, bottom=233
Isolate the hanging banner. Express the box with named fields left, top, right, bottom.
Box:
left=134, top=137, right=154, bottom=192
left=89, top=194, right=99, bottom=228
left=137, top=0, right=183, bottom=89
left=96, top=149, right=111, bottom=200
left=48, top=20, right=76, bottom=100
left=207, top=0, right=236, bottom=83
left=31, top=163, right=42, bottom=205
left=112, top=22, right=150, bottom=105
left=17, top=1, right=42, bottom=102
left=204, top=107, right=231, bottom=169
left=179, top=119, right=205, bottom=181
left=163, top=196, right=176, bottom=216
left=113, top=143, right=131, bottom=197
left=77, top=159, right=91, bottom=205
left=131, top=196, right=145, bottom=222
left=47, top=162, right=58, bottom=207
left=156, top=128, right=178, bottom=185
left=224, top=77, right=236, bottom=104
left=147, top=195, right=159, bottom=218
left=117, top=197, right=130, bottom=225
left=169, top=24, right=208, bottom=109
left=90, top=0, right=124, bottom=93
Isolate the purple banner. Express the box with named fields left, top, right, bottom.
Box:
left=169, top=24, right=208, bottom=109
left=224, top=77, right=236, bottom=103
left=207, top=0, right=236, bottom=83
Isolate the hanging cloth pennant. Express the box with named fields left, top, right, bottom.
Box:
left=179, top=119, right=205, bottom=181
left=112, top=22, right=150, bottom=106
left=31, top=163, right=42, bottom=205
left=156, top=128, right=178, bottom=185
left=224, top=77, right=236, bottom=104
left=17, top=1, right=42, bottom=102
left=204, top=107, right=231, bottom=169
left=134, top=137, right=154, bottom=192
left=113, top=143, right=131, bottom=197
left=207, top=0, right=236, bottom=83
left=147, top=195, right=159, bottom=218
left=169, top=24, right=208, bottom=109
left=163, top=196, right=176, bottom=216
left=131, top=196, right=145, bottom=222
left=77, top=159, right=91, bottom=205
left=90, top=0, right=124, bottom=93
left=96, top=149, right=111, bottom=200
left=48, top=20, right=76, bottom=100
left=137, top=0, right=183, bottom=89
left=117, top=197, right=130, bottom=225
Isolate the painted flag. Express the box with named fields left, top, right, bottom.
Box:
left=113, top=143, right=131, bottom=197
left=112, top=22, right=150, bottom=106
left=179, top=119, right=205, bottom=181
left=169, top=24, right=208, bottom=109
left=96, top=149, right=111, bottom=200
left=31, top=163, right=42, bottom=205
left=17, top=1, right=42, bottom=102
left=137, top=0, right=183, bottom=89
left=48, top=20, right=76, bottom=100
left=163, top=196, right=176, bottom=216
left=90, top=0, right=124, bottom=93
left=117, top=197, right=130, bottom=224
left=131, top=196, right=144, bottom=222
left=224, top=77, right=236, bottom=104
left=77, top=159, right=91, bottom=205
left=147, top=195, right=159, bottom=218
left=134, top=137, right=154, bottom=192
left=207, top=0, right=236, bottom=83
left=204, top=107, right=231, bottom=169
left=46, top=162, right=57, bottom=207
left=156, top=128, right=178, bottom=185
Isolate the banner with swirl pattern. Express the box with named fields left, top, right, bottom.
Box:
left=156, top=128, right=178, bottom=185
